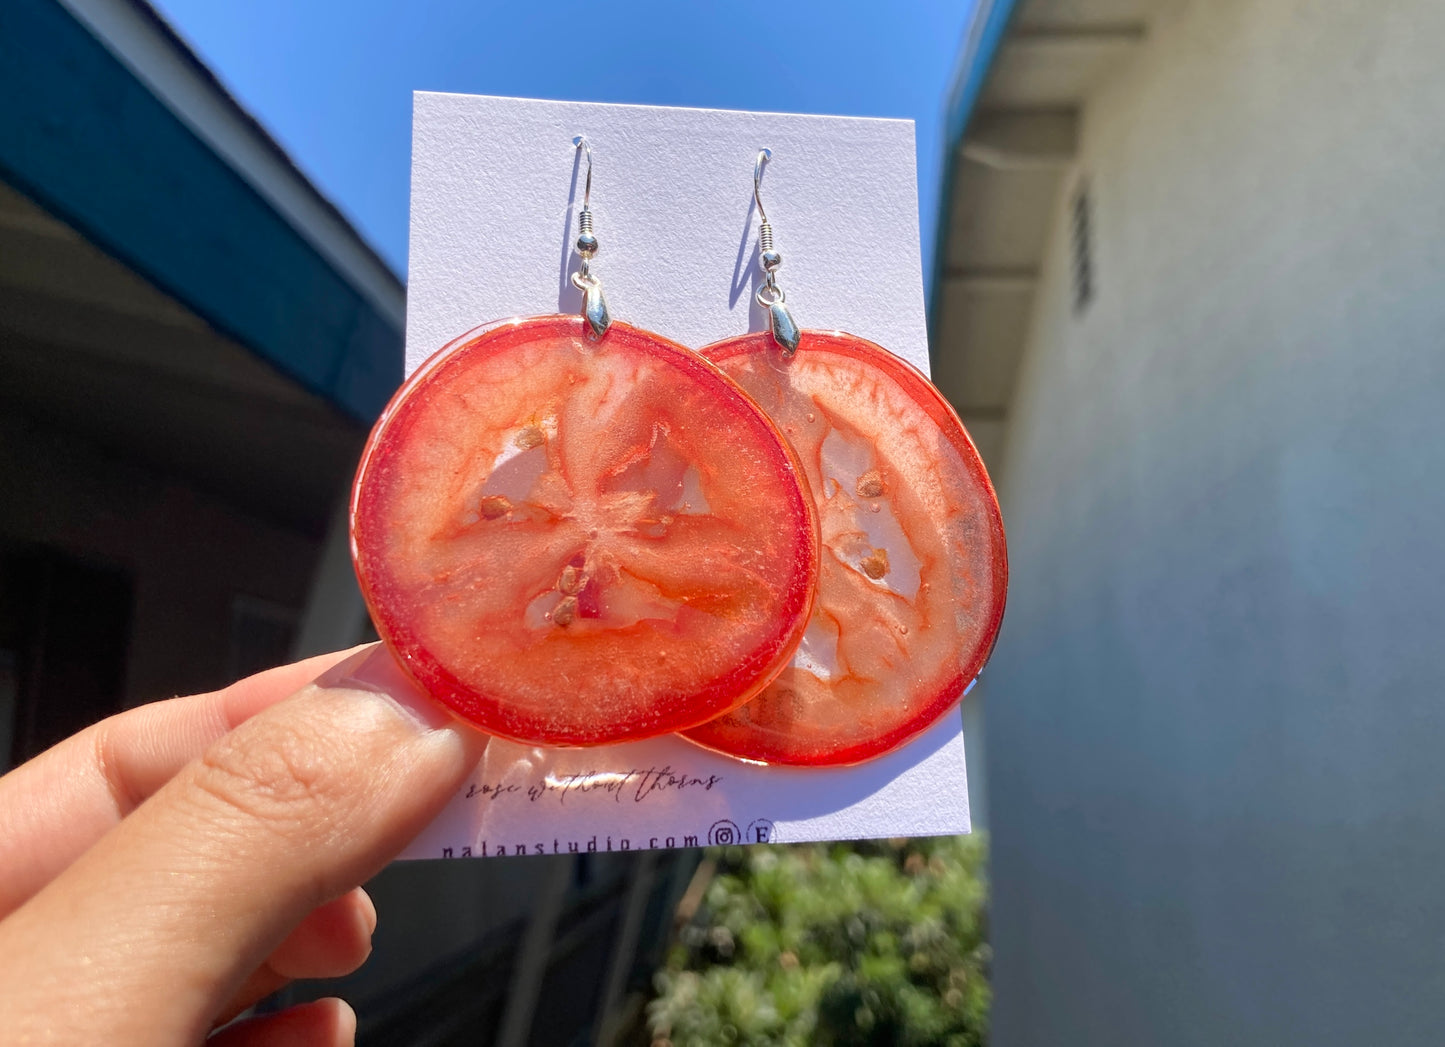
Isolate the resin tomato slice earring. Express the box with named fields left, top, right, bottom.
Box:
left=351, top=139, right=818, bottom=746
left=682, top=149, right=1007, bottom=766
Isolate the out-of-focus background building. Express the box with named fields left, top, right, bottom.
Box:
left=0, top=2, right=695, bottom=1043
left=932, top=1, right=1445, bottom=1044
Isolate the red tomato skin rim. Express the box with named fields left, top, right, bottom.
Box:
left=682, top=329, right=1009, bottom=767
left=351, top=315, right=820, bottom=746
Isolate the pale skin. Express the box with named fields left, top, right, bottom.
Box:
left=0, top=643, right=485, bottom=1045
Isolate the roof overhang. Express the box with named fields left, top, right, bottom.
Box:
left=0, top=0, right=404, bottom=423
left=929, top=0, right=1156, bottom=472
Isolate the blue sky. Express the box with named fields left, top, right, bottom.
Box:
left=152, top=0, right=975, bottom=291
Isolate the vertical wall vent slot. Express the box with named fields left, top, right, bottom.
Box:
left=1071, top=180, right=1094, bottom=315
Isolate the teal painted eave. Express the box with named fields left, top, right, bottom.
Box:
left=0, top=0, right=402, bottom=424
left=926, top=0, right=1020, bottom=355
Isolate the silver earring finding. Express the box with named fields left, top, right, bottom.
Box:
left=571, top=135, right=611, bottom=339
left=753, top=148, right=800, bottom=355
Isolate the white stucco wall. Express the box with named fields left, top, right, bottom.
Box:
left=987, top=2, right=1445, bottom=1043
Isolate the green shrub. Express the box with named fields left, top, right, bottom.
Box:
left=647, top=835, right=989, bottom=1046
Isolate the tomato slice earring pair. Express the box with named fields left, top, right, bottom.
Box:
left=350, top=316, right=819, bottom=746
left=351, top=141, right=1005, bottom=764
left=350, top=316, right=1007, bottom=763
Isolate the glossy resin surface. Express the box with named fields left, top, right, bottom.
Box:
left=686, top=330, right=1007, bottom=765
left=352, top=316, right=818, bottom=745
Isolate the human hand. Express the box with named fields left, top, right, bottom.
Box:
left=0, top=643, right=484, bottom=1045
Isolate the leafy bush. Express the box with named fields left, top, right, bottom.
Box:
left=647, top=835, right=989, bottom=1046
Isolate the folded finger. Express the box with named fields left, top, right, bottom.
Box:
left=0, top=646, right=367, bottom=917
left=269, top=888, right=377, bottom=980
left=214, top=884, right=378, bottom=1027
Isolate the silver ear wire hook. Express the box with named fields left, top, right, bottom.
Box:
left=570, top=135, right=610, bottom=339
left=753, top=148, right=771, bottom=226
left=752, top=148, right=800, bottom=355
left=575, top=136, right=594, bottom=209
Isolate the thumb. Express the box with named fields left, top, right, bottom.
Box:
left=0, top=644, right=483, bottom=1046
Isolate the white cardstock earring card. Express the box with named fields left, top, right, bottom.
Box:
left=399, top=92, right=969, bottom=859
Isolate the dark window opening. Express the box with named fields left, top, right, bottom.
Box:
left=0, top=545, right=133, bottom=769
